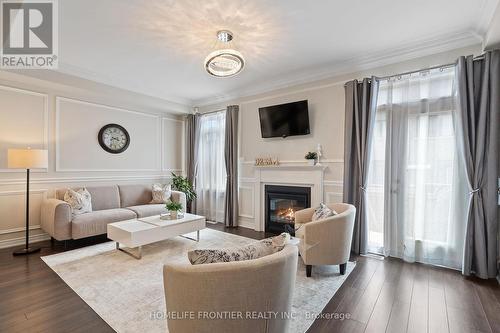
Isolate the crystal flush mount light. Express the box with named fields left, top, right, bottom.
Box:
left=204, top=30, right=244, bottom=78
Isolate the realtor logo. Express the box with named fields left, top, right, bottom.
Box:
left=1, top=0, right=58, bottom=68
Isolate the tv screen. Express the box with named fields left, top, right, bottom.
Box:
left=258, top=100, right=310, bottom=138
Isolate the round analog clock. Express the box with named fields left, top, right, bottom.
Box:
left=98, top=124, right=130, bottom=154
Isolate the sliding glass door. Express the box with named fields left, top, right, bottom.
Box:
left=367, top=67, right=468, bottom=269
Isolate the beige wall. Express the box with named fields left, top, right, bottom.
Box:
left=199, top=44, right=482, bottom=229
left=0, top=71, right=185, bottom=248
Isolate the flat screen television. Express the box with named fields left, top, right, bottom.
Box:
left=258, top=100, right=310, bottom=138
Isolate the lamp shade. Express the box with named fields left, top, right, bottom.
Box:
left=7, top=149, right=48, bottom=169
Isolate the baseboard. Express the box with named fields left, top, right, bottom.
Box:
left=238, top=219, right=255, bottom=230
left=0, top=233, right=51, bottom=249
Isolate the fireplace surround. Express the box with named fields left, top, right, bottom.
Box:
left=265, top=185, right=311, bottom=234
left=250, top=165, right=327, bottom=231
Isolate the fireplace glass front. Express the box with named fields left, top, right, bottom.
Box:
left=265, top=185, right=311, bottom=234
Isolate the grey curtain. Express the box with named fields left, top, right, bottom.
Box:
left=185, top=114, right=199, bottom=213
left=457, top=50, right=500, bottom=279
left=224, top=105, right=239, bottom=227
left=343, top=78, right=379, bottom=254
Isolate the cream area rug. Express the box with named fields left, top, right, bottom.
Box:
left=42, top=229, right=354, bottom=333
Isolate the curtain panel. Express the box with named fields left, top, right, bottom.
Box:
left=367, top=67, right=468, bottom=269
left=343, top=78, right=379, bottom=254
left=195, top=111, right=227, bottom=222
left=457, top=51, right=500, bottom=279
left=185, top=113, right=199, bottom=213
left=224, top=105, right=239, bottom=227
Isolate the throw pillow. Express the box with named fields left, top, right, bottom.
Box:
left=63, top=188, right=92, bottom=216
left=150, top=183, right=172, bottom=204
left=311, top=203, right=337, bottom=221
left=188, top=233, right=290, bottom=265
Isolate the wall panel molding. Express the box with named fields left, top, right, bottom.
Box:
left=323, top=180, right=343, bottom=186
left=240, top=177, right=257, bottom=183
left=238, top=185, right=255, bottom=219
left=55, top=96, right=162, bottom=172
left=0, top=189, right=47, bottom=196
left=0, top=84, right=49, bottom=173
left=162, top=117, right=185, bottom=172
left=0, top=175, right=172, bottom=186
left=0, top=189, right=47, bottom=233
left=326, top=191, right=343, bottom=203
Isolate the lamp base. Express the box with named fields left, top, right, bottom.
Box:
left=13, top=247, right=41, bottom=256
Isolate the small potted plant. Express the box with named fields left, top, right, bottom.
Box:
left=166, top=201, right=183, bottom=220
left=305, top=151, right=317, bottom=166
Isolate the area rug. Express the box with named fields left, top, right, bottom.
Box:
left=42, top=229, right=354, bottom=333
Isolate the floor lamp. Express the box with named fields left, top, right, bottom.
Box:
left=8, top=148, right=48, bottom=255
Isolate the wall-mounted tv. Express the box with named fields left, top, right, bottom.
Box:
left=258, top=100, right=310, bottom=138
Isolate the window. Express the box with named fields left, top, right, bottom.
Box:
left=195, top=111, right=226, bottom=222
left=366, top=67, right=468, bottom=269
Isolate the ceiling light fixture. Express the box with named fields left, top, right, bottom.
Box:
left=204, top=30, right=244, bottom=78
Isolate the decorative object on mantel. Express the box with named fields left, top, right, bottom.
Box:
left=255, top=157, right=280, bottom=166
left=316, top=144, right=323, bottom=166
left=7, top=148, right=48, bottom=255
left=305, top=152, right=317, bottom=166
left=165, top=200, right=183, bottom=220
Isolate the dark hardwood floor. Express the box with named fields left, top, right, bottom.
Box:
left=1, top=225, right=499, bottom=333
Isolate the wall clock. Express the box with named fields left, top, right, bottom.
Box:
left=98, top=124, right=130, bottom=154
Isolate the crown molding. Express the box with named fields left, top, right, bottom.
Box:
left=193, top=30, right=481, bottom=107
left=476, top=0, right=500, bottom=37
left=56, top=61, right=193, bottom=111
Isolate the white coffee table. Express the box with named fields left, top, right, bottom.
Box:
left=107, top=213, right=206, bottom=259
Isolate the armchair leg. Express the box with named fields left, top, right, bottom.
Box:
left=306, top=265, right=312, bottom=277
left=339, top=263, right=347, bottom=275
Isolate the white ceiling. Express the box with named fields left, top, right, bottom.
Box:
left=39, top=0, right=500, bottom=107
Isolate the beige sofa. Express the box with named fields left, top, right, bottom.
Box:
left=163, top=245, right=298, bottom=333
left=41, top=184, right=186, bottom=240
left=294, top=203, right=356, bottom=277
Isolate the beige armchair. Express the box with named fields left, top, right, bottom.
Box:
left=294, top=203, right=356, bottom=277
left=163, top=245, right=298, bottom=333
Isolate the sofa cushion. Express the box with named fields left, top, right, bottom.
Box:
left=57, top=185, right=120, bottom=211
left=71, top=208, right=136, bottom=239
left=312, top=203, right=337, bottom=221
left=188, top=233, right=290, bottom=265
left=150, top=184, right=172, bottom=204
left=63, top=188, right=92, bottom=216
left=126, top=204, right=167, bottom=218
left=118, top=184, right=152, bottom=208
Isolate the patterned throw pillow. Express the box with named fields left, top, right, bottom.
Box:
left=63, top=188, right=92, bottom=216
left=311, top=203, right=337, bottom=221
left=150, top=183, right=172, bottom=204
left=188, top=233, right=290, bottom=265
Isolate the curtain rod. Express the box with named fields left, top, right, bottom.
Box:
left=195, top=108, right=225, bottom=116
left=343, top=54, right=486, bottom=87
left=376, top=62, right=456, bottom=81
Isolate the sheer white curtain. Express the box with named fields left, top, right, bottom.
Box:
left=367, top=67, right=468, bottom=269
left=195, top=111, right=226, bottom=222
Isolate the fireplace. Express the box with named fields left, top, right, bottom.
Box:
left=265, top=185, right=311, bottom=234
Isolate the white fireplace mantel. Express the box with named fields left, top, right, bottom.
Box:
left=251, top=164, right=326, bottom=231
